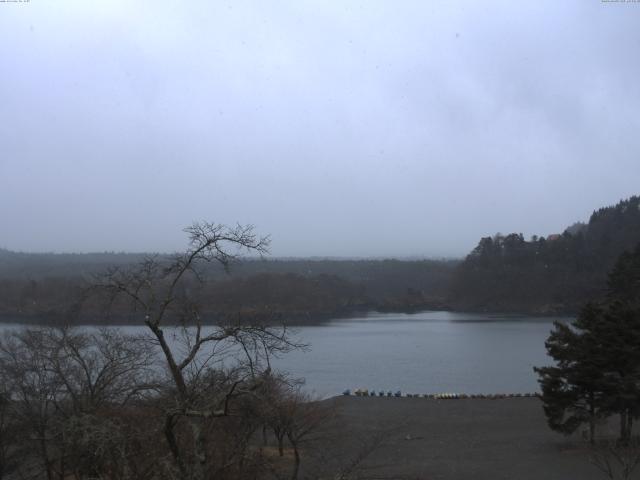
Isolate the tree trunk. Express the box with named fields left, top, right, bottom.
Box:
left=39, top=430, right=53, bottom=480
left=589, top=398, right=596, bottom=445
left=278, top=435, right=284, bottom=457
left=164, top=414, right=188, bottom=479
left=620, top=410, right=630, bottom=445
left=287, top=433, right=301, bottom=480
left=148, top=323, right=188, bottom=397
left=190, top=419, right=207, bottom=480
left=291, top=444, right=300, bottom=480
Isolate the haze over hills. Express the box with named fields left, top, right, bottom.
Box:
left=1, top=195, right=639, bottom=322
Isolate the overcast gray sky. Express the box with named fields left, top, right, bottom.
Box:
left=1, top=1, right=639, bottom=257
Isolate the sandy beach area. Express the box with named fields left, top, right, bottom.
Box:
left=313, top=396, right=620, bottom=480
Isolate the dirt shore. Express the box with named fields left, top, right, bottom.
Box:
left=317, top=396, right=619, bottom=480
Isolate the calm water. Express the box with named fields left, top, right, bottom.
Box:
left=271, top=311, right=566, bottom=397
left=0, top=311, right=568, bottom=398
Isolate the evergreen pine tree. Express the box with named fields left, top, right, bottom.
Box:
left=535, top=243, right=640, bottom=444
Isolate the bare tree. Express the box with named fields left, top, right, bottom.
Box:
left=94, top=222, right=302, bottom=480
left=0, top=325, right=161, bottom=480
left=331, top=429, right=402, bottom=480
left=0, top=328, right=65, bottom=480
left=591, top=439, right=640, bottom=480
left=283, top=390, right=334, bottom=480
left=42, top=327, right=158, bottom=412
left=0, top=381, right=21, bottom=479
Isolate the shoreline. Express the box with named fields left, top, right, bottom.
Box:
left=0, top=307, right=575, bottom=327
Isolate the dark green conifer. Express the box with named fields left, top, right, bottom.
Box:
left=535, top=243, right=640, bottom=444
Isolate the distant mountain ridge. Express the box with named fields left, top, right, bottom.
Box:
left=450, top=195, right=640, bottom=313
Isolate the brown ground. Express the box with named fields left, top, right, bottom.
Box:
left=309, top=396, right=622, bottom=480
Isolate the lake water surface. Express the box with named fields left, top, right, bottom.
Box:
left=0, top=311, right=568, bottom=398
left=270, top=311, right=567, bottom=397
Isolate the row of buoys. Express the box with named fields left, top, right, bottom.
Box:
left=342, top=389, right=539, bottom=399
left=347, top=389, right=403, bottom=397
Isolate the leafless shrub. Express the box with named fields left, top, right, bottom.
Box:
left=0, top=326, right=159, bottom=479
left=590, top=438, right=640, bottom=480
left=92, top=222, right=306, bottom=480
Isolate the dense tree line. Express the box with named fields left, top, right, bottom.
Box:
left=0, top=250, right=457, bottom=299
left=451, top=196, right=640, bottom=313
left=0, top=252, right=457, bottom=325
left=4, top=195, right=640, bottom=321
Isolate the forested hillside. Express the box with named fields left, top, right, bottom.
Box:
left=3, top=195, right=639, bottom=321
left=0, top=250, right=457, bottom=324
left=450, top=196, right=640, bottom=313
